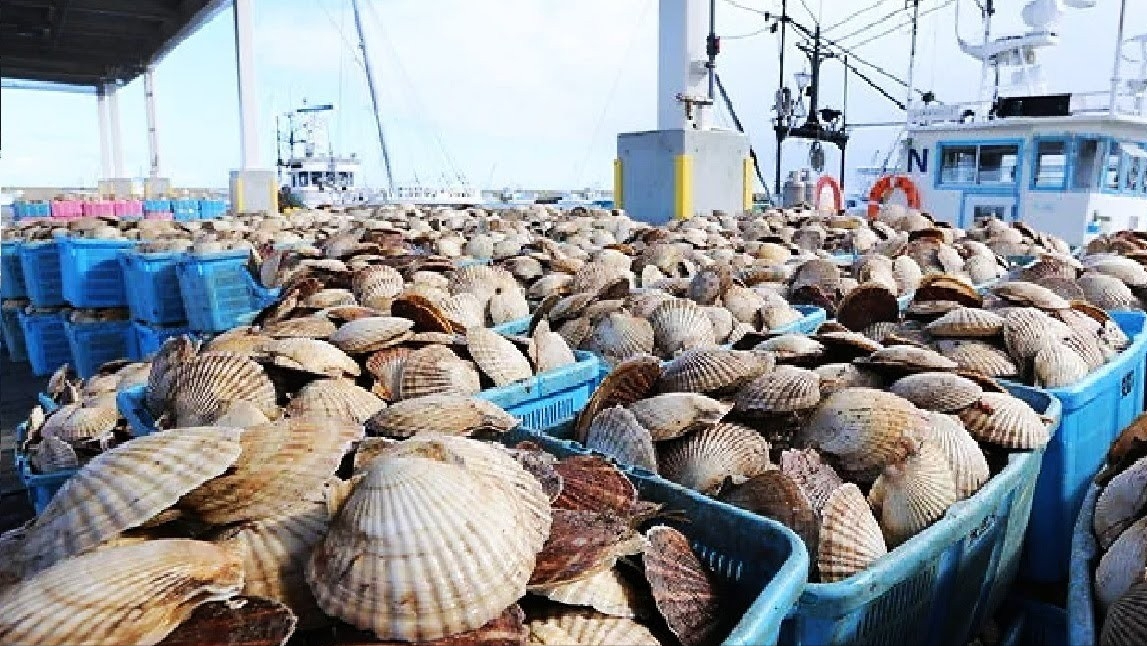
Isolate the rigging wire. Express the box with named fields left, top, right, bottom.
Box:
left=314, top=0, right=366, bottom=72
left=832, top=4, right=915, bottom=44
left=845, top=0, right=957, bottom=50
left=797, top=0, right=818, bottom=24
left=824, top=0, right=890, bottom=33
left=571, top=0, right=655, bottom=186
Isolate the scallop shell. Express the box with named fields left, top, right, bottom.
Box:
left=203, top=327, right=268, bottom=357
left=531, top=319, right=577, bottom=374
left=489, top=290, right=532, bottom=326
left=40, top=403, right=118, bottom=443
left=717, top=470, right=818, bottom=551
left=1095, top=517, right=1147, bottom=611
left=627, top=393, right=731, bottom=441
left=1033, top=342, right=1091, bottom=388
left=1101, top=581, right=1147, bottom=646
left=958, top=392, right=1050, bottom=449
left=467, top=327, right=535, bottom=386
left=146, top=336, right=198, bottom=414
left=365, top=394, right=518, bottom=438
left=352, top=264, right=404, bottom=300
left=264, top=338, right=361, bottom=378
left=755, top=334, right=825, bottom=361
left=1003, top=308, right=1069, bottom=361
left=168, top=353, right=280, bottom=427
left=329, top=317, right=416, bottom=354
left=262, top=316, right=338, bottom=339
left=935, top=339, right=1018, bottom=377
left=0, top=539, right=244, bottom=646
left=643, top=526, right=721, bottom=646
left=526, top=609, right=659, bottom=646
left=286, top=378, right=386, bottom=425
left=657, top=422, right=772, bottom=494
left=689, top=264, right=732, bottom=306
left=534, top=568, right=643, bottom=619
left=650, top=299, right=717, bottom=356
left=723, top=285, right=766, bottom=325
left=216, top=503, right=330, bottom=629
left=150, top=595, right=297, bottom=646
left=872, top=437, right=958, bottom=547
left=893, top=255, right=923, bottom=294
left=925, top=412, right=990, bottom=500
left=992, top=281, right=1071, bottom=310
left=365, top=346, right=411, bottom=400
left=29, top=436, right=79, bottom=474
left=863, top=345, right=958, bottom=372
left=1080, top=272, right=1141, bottom=310
left=399, top=345, right=482, bottom=400
left=584, top=406, right=658, bottom=473
left=1062, top=329, right=1111, bottom=372
left=801, top=388, right=929, bottom=483
left=437, top=293, right=486, bottom=329
left=530, top=509, right=634, bottom=588
left=837, top=283, right=900, bottom=332
left=1094, top=456, right=1147, bottom=550
left=658, top=348, right=771, bottom=395
left=735, top=366, right=821, bottom=415
left=552, top=455, right=638, bottom=517
left=889, top=372, right=983, bottom=412
left=16, top=427, right=243, bottom=576
left=181, top=418, right=362, bottom=525
left=814, top=363, right=883, bottom=396
left=817, top=483, right=888, bottom=583
left=573, top=355, right=661, bottom=442
left=925, top=307, right=1005, bottom=337
left=306, top=436, right=550, bottom=641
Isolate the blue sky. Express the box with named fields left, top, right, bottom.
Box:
left=1, top=0, right=1143, bottom=191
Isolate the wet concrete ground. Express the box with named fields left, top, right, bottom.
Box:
left=0, top=354, right=44, bottom=531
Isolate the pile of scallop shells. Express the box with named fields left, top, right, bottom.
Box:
left=567, top=336, right=1053, bottom=582
left=1, top=410, right=750, bottom=646
left=20, top=361, right=150, bottom=476
left=1084, top=417, right=1147, bottom=646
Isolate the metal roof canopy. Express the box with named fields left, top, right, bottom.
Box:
left=0, top=0, right=230, bottom=90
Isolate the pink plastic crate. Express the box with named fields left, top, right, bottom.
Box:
left=113, top=200, right=143, bottom=218
left=83, top=201, right=116, bottom=218
left=51, top=200, right=83, bottom=219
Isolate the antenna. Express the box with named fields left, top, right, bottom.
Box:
left=1109, top=0, right=1129, bottom=116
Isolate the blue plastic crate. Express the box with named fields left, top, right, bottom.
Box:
left=116, top=386, right=158, bottom=437
left=897, top=292, right=914, bottom=311
left=172, top=198, right=200, bottom=221
left=118, top=250, right=187, bottom=325
left=176, top=250, right=280, bottom=333
left=1, top=306, right=27, bottom=362
left=17, top=453, right=76, bottom=515
left=1067, top=484, right=1100, bottom=646
left=19, top=241, right=65, bottom=307
left=777, top=386, right=1058, bottom=646
left=476, top=350, right=605, bottom=431
left=775, top=305, right=826, bottom=335
left=129, top=321, right=194, bottom=361
left=502, top=426, right=810, bottom=646
left=64, top=319, right=131, bottom=379
left=18, top=310, right=71, bottom=377
left=491, top=317, right=530, bottom=336
left=997, top=598, right=1069, bottom=646
left=1011, top=310, right=1147, bottom=584
left=1, top=241, right=27, bottom=299
left=59, top=237, right=137, bottom=308
left=143, top=199, right=172, bottom=214
left=197, top=199, right=227, bottom=219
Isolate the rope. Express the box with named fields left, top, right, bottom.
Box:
left=824, top=0, right=890, bottom=33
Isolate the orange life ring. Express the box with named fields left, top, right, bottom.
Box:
left=867, top=174, right=921, bottom=220
left=814, top=176, right=843, bottom=212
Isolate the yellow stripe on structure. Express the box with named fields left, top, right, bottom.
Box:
left=742, top=157, right=753, bottom=212
left=674, top=154, right=693, bottom=220
left=234, top=177, right=246, bottom=212
left=613, top=158, right=624, bottom=210
left=269, top=182, right=278, bottom=215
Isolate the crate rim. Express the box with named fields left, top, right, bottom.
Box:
left=1067, top=483, right=1101, bottom=646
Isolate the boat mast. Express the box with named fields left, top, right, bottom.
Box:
left=1108, top=0, right=1128, bottom=116
left=351, top=0, right=396, bottom=196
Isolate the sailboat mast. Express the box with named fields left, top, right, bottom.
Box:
left=351, top=0, right=396, bottom=196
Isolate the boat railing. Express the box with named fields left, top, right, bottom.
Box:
left=908, top=90, right=1145, bottom=126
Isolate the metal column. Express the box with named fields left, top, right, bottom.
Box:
left=233, top=0, right=261, bottom=168
left=106, top=83, right=125, bottom=178
left=144, top=66, right=161, bottom=178
left=96, top=86, right=112, bottom=180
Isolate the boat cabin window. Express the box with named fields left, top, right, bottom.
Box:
left=1105, top=142, right=1123, bottom=191
left=940, top=145, right=978, bottom=184
left=938, top=142, right=1019, bottom=186
left=1072, top=138, right=1103, bottom=190
left=1032, top=139, right=1068, bottom=189
left=978, top=145, right=1020, bottom=185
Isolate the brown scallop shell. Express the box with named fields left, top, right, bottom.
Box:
left=574, top=355, right=661, bottom=443
left=391, top=293, right=458, bottom=334
left=286, top=378, right=386, bottom=425
left=584, top=406, right=658, bottom=473
left=168, top=353, right=280, bottom=427
left=1094, top=456, right=1147, bottom=550
left=180, top=418, right=362, bottom=525
left=1095, top=517, right=1147, bottom=611
left=814, top=363, right=884, bottom=397
left=365, top=394, right=518, bottom=438
left=913, top=274, right=983, bottom=308
left=889, top=372, right=983, bottom=412
left=780, top=448, right=846, bottom=517
left=529, top=508, right=635, bottom=589
left=657, top=422, right=773, bottom=495
left=873, top=437, right=958, bottom=548
left=263, top=316, right=338, bottom=339
left=717, top=470, right=818, bottom=552
left=552, top=455, right=639, bottom=517
left=365, top=346, right=412, bottom=400
left=39, top=403, right=118, bottom=443
left=861, top=345, right=958, bottom=372
left=586, top=311, right=656, bottom=366
left=154, top=595, right=297, bottom=646
left=533, top=568, right=645, bottom=619
left=650, top=298, right=717, bottom=357
left=399, top=345, right=482, bottom=400
left=958, top=392, right=1050, bottom=450
left=28, top=436, right=79, bottom=474
left=658, top=348, right=772, bottom=395
left=924, top=306, right=1005, bottom=338
left=264, top=337, right=361, bottom=378
left=817, top=483, right=889, bottom=583
left=837, top=282, right=900, bottom=332
left=735, top=366, right=822, bottom=415
left=643, top=525, right=722, bottom=646
left=1100, top=581, right=1147, bottom=646
left=17, top=427, right=244, bottom=576
left=0, top=539, right=244, bottom=646
left=352, top=264, right=405, bottom=301
left=934, top=339, right=1018, bottom=377
left=329, top=317, right=416, bottom=354
left=992, top=281, right=1072, bottom=310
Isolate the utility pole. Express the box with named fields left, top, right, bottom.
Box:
left=905, top=0, right=921, bottom=112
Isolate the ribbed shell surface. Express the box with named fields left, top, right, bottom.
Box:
left=627, top=393, right=731, bottom=441
left=643, top=526, right=721, bottom=646
left=217, top=503, right=330, bottom=629
left=866, top=345, right=958, bottom=370
left=779, top=449, right=845, bottom=517
left=657, top=348, right=769, bottom=395
left=353, top=265, right=404, bottom=301
left=924, top=307, right=1005, bottom=337
left=329, top=317, right=416, bottom=354
left=530, top=320, right=578, bottom=374
left=584, top=406, right=658, bottom=473
left=365, top=346, right=411, bottom=401
left=365, top=394, right=518, bottom=438
left=526, top=609, right=660, bottom=646
left=657, top=422, right=773, bottom=494
left=958, top=392, right=1050, bottom=449
left=650, top=299, right=717, bottom=357
left=262, top=316, right=338, bottom=339
left=534, top=568, right=642, bottom=619
left=1095, top=517, right=1147, bottom=611
left=734, top=367, right=821, bottom=414
left=285, top=378, right=386, bottom=424
left=873, top=439, right=958, bottom=547
left=40, top=403, right=118, bottom=443
left=925, top=413, right=990, bottom=501
left=1033, top=342, right=1092, bottom=388
left=0, top=539, right=244, bottom=646
left=305, top=437, right=550, bottom=641
left=489, top=290, right=531, bottom=326
left=399, top=345, right=482, bottom=400
left=889, top=372, right=983, bottom=412
left=17, top=427, right=243, bottom=576
left=817, top=483, right=888, bottom=583
left=265, top=337, right=361, bottom=377
left=29, top=436, right=79, bottom=474
left=1093, top=456, right=1147, bottom=550
left=180, top=418, right=362, bottom=525
left=935, top=340, right=1018, bottom=377
left=467, top=327, right=535, bottom=386
left=168, top=353, right=280, bottom=427
left=1062, top=329, right=1110, bottom=371
left=1080, top=272, right=1141, bottom=311
left=587, top=312, right=655, bottom=366
left=1101, top=581, right=1147, bottom=646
